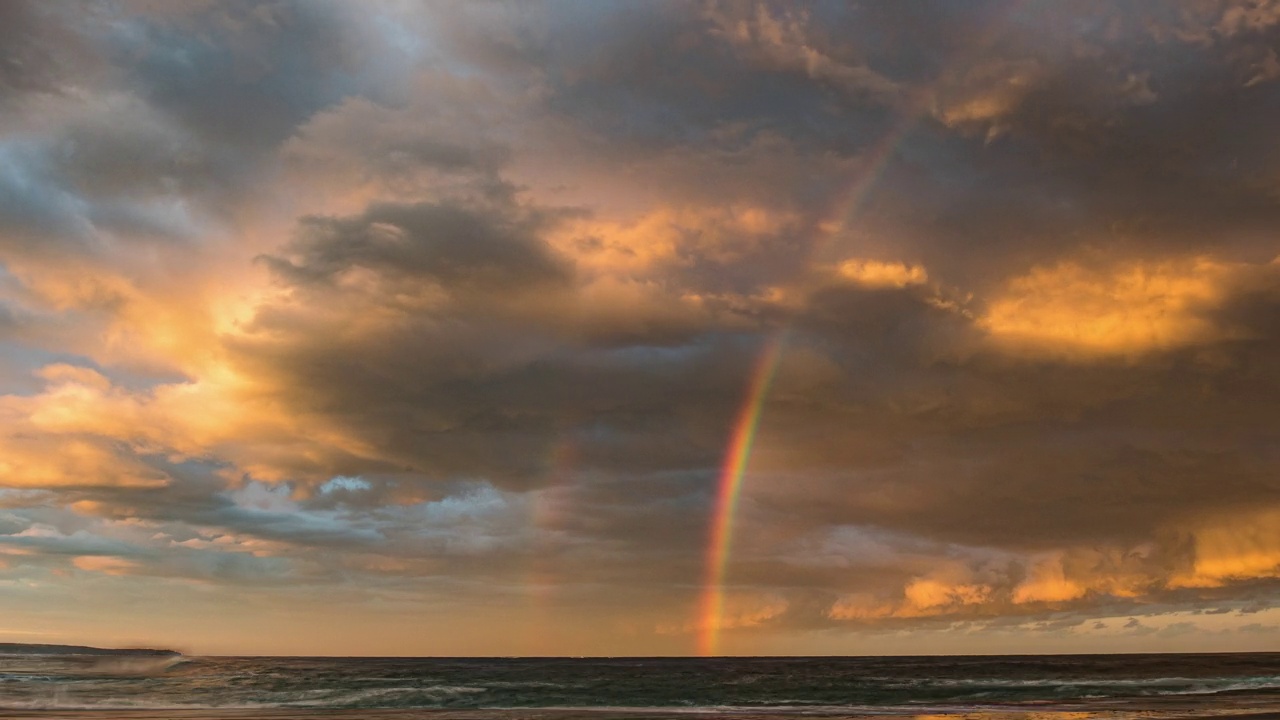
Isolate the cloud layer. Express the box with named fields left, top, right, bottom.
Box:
left=2, top=0, right=1280, bottom=655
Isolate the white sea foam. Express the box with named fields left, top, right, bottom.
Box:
left=70, top=655, right=187, bottom=676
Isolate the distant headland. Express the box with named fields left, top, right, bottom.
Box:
left=0, top=642, right=179, bottom=656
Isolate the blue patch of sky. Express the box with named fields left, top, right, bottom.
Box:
left=393, top=482, right=518, bottom=527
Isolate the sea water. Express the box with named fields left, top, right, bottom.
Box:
left=4, top=653, right=1280, bottom=719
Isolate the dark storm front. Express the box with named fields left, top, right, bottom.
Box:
left=6, top=653, right=1280, bottom=714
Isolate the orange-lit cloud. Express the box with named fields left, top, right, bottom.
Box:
left=551, top=205, right=799, bottom=280
left=830, top=567, right=998, bottom=621
left=72, top=556, right=140, bottom=575
left=979, top=255, right=1252, bottom=358
left=661, top=594, right=789, bottom=635
left=1011, top=555, right=1088, bottom=604
left=825, top=521, right=1280, bottom=625
left=1171, top=508, right=1280, bottom=588
left=837, top=259, right=929, bottom=288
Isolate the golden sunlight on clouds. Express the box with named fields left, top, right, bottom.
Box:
left=837, top=258, right=929, bottom=288
left=5, top=356, right=379, bottom=488
left=0, top=434, right=169, bottom=488
left=829, top=568, right=996, bottom=621
left=5, top=259, right=222, bottom=376
left=827, top=533, right=1277, bottom=623
left=72, top=556, right=141, bottom=575
left=552, top=205, right=797, bottom=278
left=979, top=256, right=1241, bottom=357
left=1171, top=508, right=1280, bottom=588
left=901, top=576, right=993, bottom=613
left=566, top=275, right=711, bottom=340
left=1011, top=554, right=1087, bottom=604
left=826, top=594, right=898, bottom=621
left=934, top=59, right=1043, bottom=141
left=660, top=595, right=789, bottom=635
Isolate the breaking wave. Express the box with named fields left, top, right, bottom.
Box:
left=4, top=654, right=1280, bottom=713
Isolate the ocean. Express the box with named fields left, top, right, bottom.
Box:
left=4, top=653, right=1280, bottom=719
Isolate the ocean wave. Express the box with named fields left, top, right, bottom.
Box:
left=1147, top=678, right=1280, bottom=696
left=8, top=655, right=1280, bottom=711
left=864, top=674, right=1280, bottom=695
left=482, top=680, right=575, bottom=689
left=66, top=654, right=189, bottom=676
left=0, top=673, right=56, bottom=683
left=247, top=683, right=492, bottom=708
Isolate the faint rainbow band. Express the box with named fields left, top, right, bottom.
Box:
left=694, top=87, right=941, bottom=655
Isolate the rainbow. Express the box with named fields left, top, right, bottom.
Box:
left=694, top=93, right=933, bottom=656
left=809, top=101, right=931, bottom=263
left=693, top=0, right=1035, bottom=651
left=696, top=333, right=786, bottom=656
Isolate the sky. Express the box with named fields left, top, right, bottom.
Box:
left=2, top=0, right=1280, bottom=657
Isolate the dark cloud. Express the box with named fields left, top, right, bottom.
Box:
left=0, top=103, right=225, bottom=253
left=263, top=200, right=572, bottom=292
left=0, top=0, right=417, bottom=260
left=0, top=1, right=103, bottom=100
left=119, top=1, right=382, bottom=149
